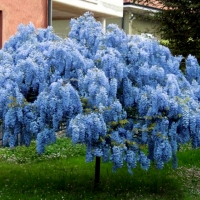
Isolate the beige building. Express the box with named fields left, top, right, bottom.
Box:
left=52, top=0, right=123, bottom=38
left=0, top=0, right=161, bottom=48
left=121, top=0, right=161, bottom=39
left=52, top=0, right=161, bottom=39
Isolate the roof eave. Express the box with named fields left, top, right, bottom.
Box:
left=123, top=4, right=161, bottom=14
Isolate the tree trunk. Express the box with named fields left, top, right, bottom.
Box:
left=94, top=156, right=101, bottom=187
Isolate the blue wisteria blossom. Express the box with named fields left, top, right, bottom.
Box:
left=1, top=12, right=200, bottom=174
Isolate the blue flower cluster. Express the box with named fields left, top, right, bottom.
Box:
left=1, top=12, right=200, bottom=173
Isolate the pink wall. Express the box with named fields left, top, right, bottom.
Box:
left=0, top=0, right=48, bottom=47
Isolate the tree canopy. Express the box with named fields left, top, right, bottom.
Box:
left=0, top=13, right=200, bottom=173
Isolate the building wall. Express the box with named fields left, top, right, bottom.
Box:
left=107, top=15, right=160, bottom=40
left=130, top=18, right=159, bottom=39
left=0, top=0, right=48, bottom=47
left=52, top=16, right=159, bottom=40
left=52, top=20, right=70, bottom=38
left=53, top=17, right=122, bottom=39
left=122, top=11, right=160, bottom=39
left=106, top=17, right=122, bottom=29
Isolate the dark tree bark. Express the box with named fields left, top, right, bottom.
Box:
left=94, top=156, right=101, bottom=188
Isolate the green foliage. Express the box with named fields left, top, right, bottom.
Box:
left=0, top=137, right=86, bottom=164
left=155, top=0, right=200, bottom=62
left=44, top=137, right=86, bottom=158
left=132, top=1, right=200, bottom=62
left=160, top=39, right=170, bottom=47
left=0, top=143, right=200, bottom=199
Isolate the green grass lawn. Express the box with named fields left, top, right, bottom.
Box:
left=0, top=138, right=200, bottom=200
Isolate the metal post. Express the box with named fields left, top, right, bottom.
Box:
left=48, top=0, right=52, bottom=26
left=0, top=11, right=3, bottom=48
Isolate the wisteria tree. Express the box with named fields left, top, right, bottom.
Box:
left=1, top=12, right=200, bottom=183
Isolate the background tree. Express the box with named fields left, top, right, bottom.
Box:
left=156, top=0, right=200, bottom=63
left=129, top=0, right=200, bottom=63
